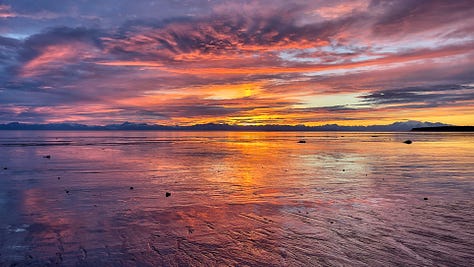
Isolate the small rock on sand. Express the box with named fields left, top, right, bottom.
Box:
left=403, top=140, right=413, bottom=144
left=297, top=140, right=306, bottom=143
left=423, top=197, right=428, bottom=200
left=129, top=186, right=134, bottom=190
left=3, top=167, right=7, bottom=170
left=165, top=192, right=171, bottom=197
left=43, top=155, right=51, bottom=159
left=187, top=226, right=194, bottom=234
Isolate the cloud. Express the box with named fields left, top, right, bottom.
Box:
left=0, top=5, right=16, bottom=18
left=314, top=0, right=369, bottom=19
left=102, top=5, right=358, bottom=65
left=0, top=1, right=473, bottom=125
left=361, top=84, right=474, bottom=108
left=370, top=0, right=474, bottom=37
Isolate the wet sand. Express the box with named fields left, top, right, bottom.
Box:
left=0, top=131, right=473, bottom=266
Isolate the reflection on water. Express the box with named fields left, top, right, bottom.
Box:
left=0, top=131, right=473, bottom=266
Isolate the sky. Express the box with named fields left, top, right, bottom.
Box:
left=0, top=0, right=473, bottom=126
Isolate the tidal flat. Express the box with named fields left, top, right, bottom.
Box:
left=0, top=131, right=473, bottom=266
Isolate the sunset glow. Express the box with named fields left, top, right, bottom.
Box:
left=1, top=0, right=473, bottom=125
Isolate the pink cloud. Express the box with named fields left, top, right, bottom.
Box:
left=0, top=5, right=16, bottom=18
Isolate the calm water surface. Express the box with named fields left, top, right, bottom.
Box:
left=0, top=131, right=473, bottom=266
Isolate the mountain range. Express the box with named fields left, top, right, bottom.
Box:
left=0, top=121, right=451, bottom=131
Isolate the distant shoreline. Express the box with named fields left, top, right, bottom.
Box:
left=411, top=126, right=474, bottom=132
left=0, top=129, right=411, bottom=132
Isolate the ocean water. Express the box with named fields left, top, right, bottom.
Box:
left=0, top=131, right=473, bottom=266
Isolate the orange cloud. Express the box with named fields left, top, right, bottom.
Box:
left=21, top=42, right=99, bottom=78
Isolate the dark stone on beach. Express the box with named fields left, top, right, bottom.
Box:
left=129, top=186, right=134, bottom=190
left=43, top=155, right=51, bottom=159
left=342, top=169, right=345, bottom=172
left=57, top=177, right=60, bottom=180
left=403, top=140, right=412, bottom=144
left=423, top=197, right=428, bottom=200
left=330, top=221, right=334, bottom=224
left=3, top=167, right=7, bottom=170
left=371, top=135, right=379, bottom=137
left=65, top=190, right=69, bottom=194
left=297, top=140, right=306, bottom=143
left=165, top=192, right=171, bottom=197
left=187, top=227, right=194, bottom=234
